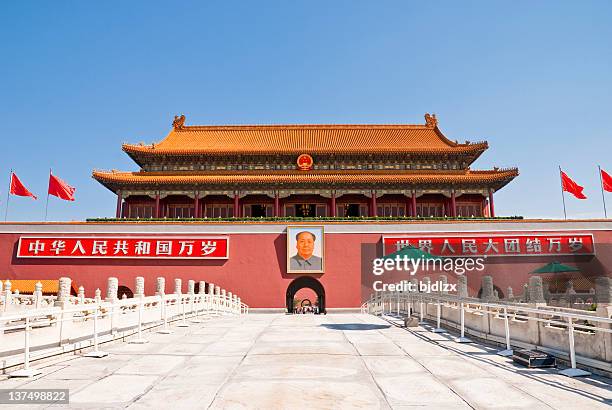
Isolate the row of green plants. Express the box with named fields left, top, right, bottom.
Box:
left=87, top=215, right=523, bottom=223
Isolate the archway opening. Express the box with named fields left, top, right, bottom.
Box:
left=117, top=285, right=133, bottom=299
left=286, top=276, right=325, bottom=314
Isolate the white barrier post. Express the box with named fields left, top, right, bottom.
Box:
left=9, top=317, right=42, bottom=377
left=396, top=291, right=400, bottom=316
left=130, top=297, right=148, bottom=344
left=457, top=302, right=472, bottom=343
left=497, top=307, right=513, bottom=356
left=559, top=317, right=591, bottom=377
left=433, top=300, right=445, bottom=333
left=419, top=296, right=426, bottom=325
left=407, top=295, right=412, bottom=319
left=84, top=306, right=109, bottom=357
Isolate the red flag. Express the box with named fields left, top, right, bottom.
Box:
left=601, top=169, right=612, bottom=192
left=48, top=173, right=76, bottom=201
left=560, top=171, right=587, bottom=199
left=10, top=173, right=37, bottom=199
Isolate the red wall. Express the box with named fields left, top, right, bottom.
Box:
left=1, top=224, right=611, bottom=309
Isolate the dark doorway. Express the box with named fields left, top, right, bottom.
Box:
left=251, top=205, right=267, bottom=217
left=286, top=276, right=325, bottom=314
left=295, top=204, right=315, bottom=217
left=477, top=285, right=505, bottom=299
left=345, top=204, right=360, bottom=217
left=117, top=285, right=133, bottom=299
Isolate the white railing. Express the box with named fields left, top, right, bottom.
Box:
left=0, top=291, right=248, bottom=377
left=363, top=291, right=612, bottom=377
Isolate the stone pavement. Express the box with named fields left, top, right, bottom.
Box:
left=0, top=313, right=610, bottom=409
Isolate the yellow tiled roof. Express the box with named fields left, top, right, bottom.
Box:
left=93, top=168, right=518, bottom=186
left=122, top=119, right=488, bottom=156
left=2, top=280, right=59, bottom=294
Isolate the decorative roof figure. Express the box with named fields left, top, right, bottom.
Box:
left=173, top=114, right=186, bottom=130
left=424, top=113, right=438, bottom=128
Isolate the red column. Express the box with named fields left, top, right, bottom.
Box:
left=371, top=191, right=377, bottom=217
left=115, top=190, right=122, bottom=218
left=489, top=189, right=495, bottom=217
left=155, top=193, right=160, bottom=218
left=274, top=192, right=280, bottom=217
left=194, top=193, right=199, bottom=218
left=330, top=192, right=336, bottom=217
left=202, top=196, right=207, bottom=218
left=411, top=192, right=417, bottom=217
left=451, top=191, right=457, bottom=217
left=234, top=194, right=240, bottom=218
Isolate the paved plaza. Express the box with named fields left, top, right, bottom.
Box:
left=0, top=313, right=610, bottom=409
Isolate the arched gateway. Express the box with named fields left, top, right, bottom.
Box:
left=286, top=276, right=325, bottom=314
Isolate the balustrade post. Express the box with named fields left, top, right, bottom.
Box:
left=191, top=281, right=206, bottom=323
left=34, top=282, right=43, bottom=309
left=106, top=277, right=118, bottom=334
left=78, top=286, right=85, bottom=305
left=3, top=280, right=11, bottom=312
left=215, top=286, right=221, bottom=314
left=188, top=280, right=195, bottom=316
left=177, top=293, right=189, bottom=328
left=207, top=282, right=215, bottom=311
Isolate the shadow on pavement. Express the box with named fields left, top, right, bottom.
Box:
left=321, top=323, right=391, bottom=331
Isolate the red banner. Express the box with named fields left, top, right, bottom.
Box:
left=17, top=236, right=229, bottom=259
left=382, top=234, right=594, bottom=257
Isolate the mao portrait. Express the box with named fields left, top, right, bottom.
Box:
left=287, top=226, right=324, bottom=273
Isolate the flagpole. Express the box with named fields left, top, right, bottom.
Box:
left=559, top=166, right=567, bottom=220
left=599, top=165, right=608, bottom=219
left=4, top=170, right=12, bottom=222
left=44, top=169, right=51, bottom=221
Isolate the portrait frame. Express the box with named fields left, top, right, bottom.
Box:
left=286, top=225, right=325, bottom=273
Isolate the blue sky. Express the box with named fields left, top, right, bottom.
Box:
left=0, top=1, right=610, bottom=221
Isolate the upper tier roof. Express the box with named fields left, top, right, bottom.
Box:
left=122, top=114, right=488, bottom=157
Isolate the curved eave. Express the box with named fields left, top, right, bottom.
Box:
left=93, top=168, right=518, bottom=193
left=122, top=143, right=489, bottom=162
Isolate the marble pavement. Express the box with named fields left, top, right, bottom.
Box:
left=0, top=313, right=610, bottom=409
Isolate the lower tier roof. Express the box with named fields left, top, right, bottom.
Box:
left=93, top=169, right=518, bottom=193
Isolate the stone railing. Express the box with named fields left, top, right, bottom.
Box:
left=362, top=290, right=612, bottom=378
left=0, top=276, right=248, bottom=377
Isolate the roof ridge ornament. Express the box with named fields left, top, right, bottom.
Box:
left=424, top=113, right=438, bottom=128
left=172, top=114, right=186, bottom=130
